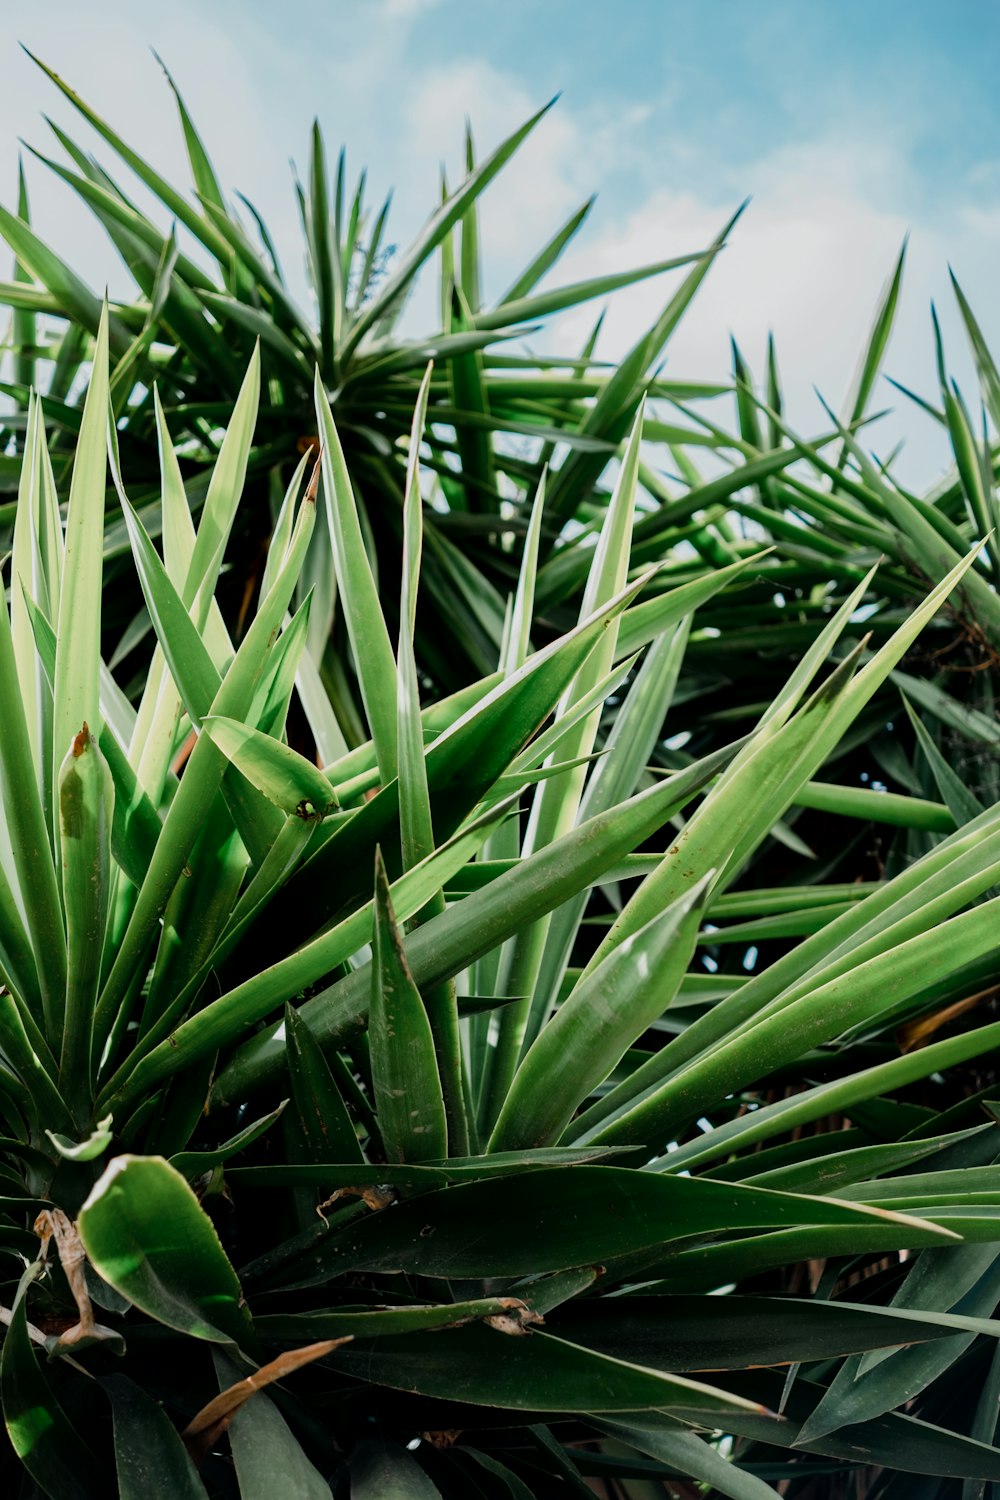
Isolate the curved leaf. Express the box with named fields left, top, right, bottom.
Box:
left=77, top=1155, right=251, bottom=1348
left=104, top=1375, right=208, bottom=1500
left=1, top=1287, right=106, bottom=1499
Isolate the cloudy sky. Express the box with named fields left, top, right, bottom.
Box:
left=4, top=0, right=1000, bottom=482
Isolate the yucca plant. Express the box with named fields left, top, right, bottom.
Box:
left=4, top=55, right=997, bottom=901
left=633, top=245, right=1000, bottom=863
left=0, top=52, right=733, bottom=707
left=1, top=319, right=1000, bottom=1498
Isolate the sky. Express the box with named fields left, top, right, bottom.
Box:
left=4, top=0, right=1000, bottom=484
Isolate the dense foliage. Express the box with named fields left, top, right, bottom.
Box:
left=0, top=54, right=997, bottom=1500
left=0, top=52, right=724, bottom=704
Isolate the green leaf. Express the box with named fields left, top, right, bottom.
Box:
left=202, top=716, right=338, bottom=821
left=1, top=1283, right=106, bottom=1499
left=77, top=1155, right=252, bottom=1348
left=448, top=284, right=495, bottom=505
left=478, top=249, right=708, bottom=333
left=629, top=804, right=1000, bottom=1170
left=93, top=470, right=316, bottom=1048
left=521, top=623, right=692, bottom=1052
left=169, top=1103, right=286, bottom=1178
left=790, top=779, right=954, bottom=831
left=461, top=1449, right=538, bottom=1500
left=0, top=487, right=64, bottom=1023
left=551, top=1294, right=998, bottom=1371
left=350, top=1439, right=442, bottom=1499
left=114, top=486, right=222, bottom=729
left=230, top=1146, right=628, bottom=1195
left=615, top=550, right=767, bottom=659
left=544, top=204, right=744, bottom=527
left=796, top=1252, right=1000, bottom=1445
left=594, top=1419, right=781, bottom=1500
left=10, top=395, right=47, bottom=776
left=52, top=301, right=110, bottom=780
left=254, top=1295, right=549, bottom=1342
left=392, top=366, right=469, bottom=1151
left=314, top=373, right=398, bottom=782
left=214, top=1351, right=332, bottom=1500
left=11, top=160, right=36, bottom=393
left=903, top=694, right=985, bottom=827
left=570, top=549, right=985, bottom=1146
left=57, top=722, right=114, bottom=1116
left=324, top=1324, right=762, bottom=1417
left=284, top=1005, right=363, bottom=1165
left=951, top=268, right=1000, bottom=432
left=304, top=123, right=339, bottom=367
left=487, top=404, right=645, bottom=1097
left=577, top=643, right=867, bottom=999
left=212, top=740, right=743, bottom=1106
left=342, top=100, right=556, bottom=358
left=254, top=566, right=648, bottom=963
left=156, top=55, right=225, bottom=212
left=101, top=794, right=511, bottom=1115
left=396, top=364, right=436, bottom=872
left=26, top=52, right=237, bottom=271
left=281, top=1165, right=949, bottom=1286
left=0, top=197, right=129, bottom=349
left=370, top=850, right=448, bottom=1163
left=489, top=874, right=710, bottom=1151
left=585, top=890, right=1000, bottom=1152
left=45, top=1113, right=113, bottom=1162
left=183, top=344, right=261, bottom=614
left=837, top=239, right=907, bottom=464
left=715, top=1370, right=1000, bottom=1480
left=34, top=155, right=242, bottom=392
left=496, top=197, right=594, bottom=304
left=104, top=1375, right=209, bottom=1500
left=741, top=1125, right=991, bottom=1193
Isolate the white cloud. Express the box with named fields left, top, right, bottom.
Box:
left=548, top=131, right=1000, bottom=483
left=0, top=16, right=585, bottom=325
left=379, top=0, right=445, bottom=16
left=5, top=11, right=1000, bottom=494
left=0, top=9, right=292, bottom=297
left=559, top=172, right=906, bottom=402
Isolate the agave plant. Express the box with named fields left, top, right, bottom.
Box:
left=0, top=320, right=1000, bottom=1497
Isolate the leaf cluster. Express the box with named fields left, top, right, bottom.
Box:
left=0, top=58, right=996, bottom=1500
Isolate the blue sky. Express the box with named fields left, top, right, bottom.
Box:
left=5, top=0, right=1000, bottom=480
